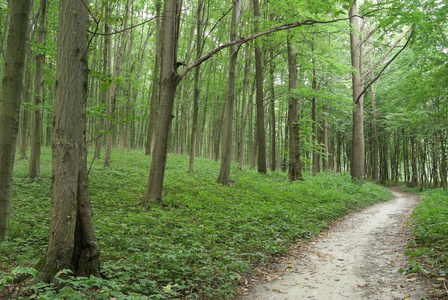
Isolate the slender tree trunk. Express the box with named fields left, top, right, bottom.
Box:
left=189, top=0, right=204, bottom=172
left=0, top=0, right=33, bottom=242
left=440, top=131, right=447, bottom=190
left=287, top=35, right=303, bottom=181
left=19, top=27, right=33, bottom=160
left=105, top=0, right=130, bottom=166
left=217, top=0, right=243, bottom=185
left=239, top=44, right=251, bottom=170
left=312, top=39, right=318, bottom=175
left=349, top=0, right=365, bottom=181
left=370, top=49, right=379, bottom=182
left=253, top=0, right=267, bottom=174
left=34, top=0, right=100, bottom=282
left=142, top=0, right=182, bottom=205
left=94, top=5, right=111, bottom=159
left=269, top=50, right=276, bottom=171
left=27, top=0, right=47, bottom=179
left=410, top=137, right=418, bottom=187
left=146, top=0, right=162, bottom=155
left=322, top=105, right=329, bottom=170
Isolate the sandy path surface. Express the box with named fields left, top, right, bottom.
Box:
left=236, top=190, right=433, bottom=300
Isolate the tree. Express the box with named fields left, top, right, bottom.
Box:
left=287, top=34, right=303, bottom=181
left=27, top=0, right=48, bottom=179
left=0, top=0, right=33, bottom=242
left=216, top=0, right=243, bottom=185
left=349, top=0, right=365, bottom=181
left=34, top=0, right=100, bottom=282
left=253, top=0, right=267, bottom=174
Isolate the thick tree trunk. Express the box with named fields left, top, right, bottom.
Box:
left=253, top=0, right=267, bottom=174
left=34, top=0, right=100, bottom=282
left=287, top=35, right=303, bottom=181
left=349, top=0, right=365, bottom=181
left=146, top=0, right=162, bottom=156
left=27, top=0, right=47, bottom=179
left=0, top=0, right=32, bottom=242
left=142, top=0, right=182, bottom=205
left=189, top=0, right=204, bottom=172
left=217, top=0, right=243, bottom=185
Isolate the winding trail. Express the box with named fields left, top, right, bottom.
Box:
left=237, top=190, right=432, bottom=300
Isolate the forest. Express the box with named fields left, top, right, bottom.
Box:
left=0, top=0, right=447, bottom=299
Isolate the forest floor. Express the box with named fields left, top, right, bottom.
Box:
left=236, top=189, right=437, bottom=300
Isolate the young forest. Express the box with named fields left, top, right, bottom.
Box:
left=0, top=0, right=447, bottom=299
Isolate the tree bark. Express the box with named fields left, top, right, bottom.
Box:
left=142, top=0, right=182, bottom=205
left=312, top=38, right=318, bottom=175
left=105, top=0, right=130, bottom=167
left=33, top=0, right=100, bottom=282
left=19, top=25, right=33, bottom=160
left=189, top=0, right=204, bottom=172
left=94, top=4, right=111, bottom=159
left=0, top=0, right=32, bottom=242
left=349, top=0, right=365, bottom=181
left=239, top=44, right=251, bottom=170
left=287, top=35, right=303, bottom=181
left=217, top=0, right=243, bottom=185
left=269, top=50, right=276, bottom=171
left=146, top=0, right=162, bottom=156
left=370, top=45, right=379, bottom=182
left=253, top=0, right=267, bottom=174
left=27, top=0, right=47, bottom=179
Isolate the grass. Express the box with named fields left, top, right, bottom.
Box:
left=1, top=147, right=392, bottom=299
left=400, top=186, right=448, bottom=297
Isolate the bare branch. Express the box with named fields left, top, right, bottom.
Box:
left=355, top=26, right=414, bottom=104
left=362, top=28, right=410, bottom=81
left=178, top=16, right=357, bottom=81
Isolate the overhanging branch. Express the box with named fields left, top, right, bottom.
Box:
left=355, top=25, right=414, bottom=104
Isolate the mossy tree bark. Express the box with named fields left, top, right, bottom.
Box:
left=34, top=0, right=100, bottom=282
left=0, top=0, right=33, bottom=242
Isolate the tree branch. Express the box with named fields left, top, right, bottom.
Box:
left=355, top=26, right=414, bottom=104
left=178, top=15, right=360, bottom=81
left=361, top=28, right=409, bottom=81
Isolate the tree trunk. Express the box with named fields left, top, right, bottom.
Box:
left=312, top=40, right=318, bottom=175
left=94, top=5, right=111, bottom=159
left=410, top=137, right=418, bottom=187
left=189, top=0, right=204, bottom=172
left=33, top=0, right=100, bottom=282
left=142, top=0, right=182, bottom=205
left=440, top=131, right=447, bottom=190
left=269, top=50, right=276, bottom=171
left=322, top=105, right=329, bottom=170
left=349, top=0, right=365, bottom=181
left=217, top=0, right=243, bottom=185
left=0, top=0, right=33, bottom=242
left=146, top=0, right=162, bottom=156
left=105, top=0, right=130, bottom=167
left=27, top=0, right=47, bottom=179
left=287, top=35, right=303, bottom=181
left=253, top=0, right=267, bottom=174
left=19, top=27, right=33, bottom=160
left=239, top=44, right=251, bottom=170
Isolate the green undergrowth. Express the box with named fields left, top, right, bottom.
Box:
left=1, top=148, right=392, bottom=299
left=400, top=187, right=448, bottom=297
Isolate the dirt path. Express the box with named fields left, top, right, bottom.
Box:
left=237, top=190, right=433, bottom=300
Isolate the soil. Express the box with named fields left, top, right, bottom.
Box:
left=236, top=189, right=439, bottom=300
